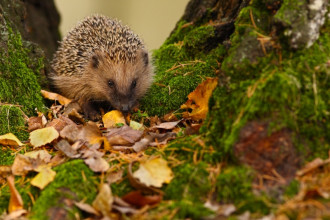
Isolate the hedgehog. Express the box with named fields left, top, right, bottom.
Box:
left=49, top=14, right=153, bottom=120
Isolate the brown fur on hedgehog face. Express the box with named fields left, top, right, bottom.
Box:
left=51, top=48, right=153, bottom=119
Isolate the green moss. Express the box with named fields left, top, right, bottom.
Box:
left=0, top=105, right=28, bottom=140
left=205, top=0, right=330, bottom=161
left=140, top=22, right=226, bottom=116
left=29, top=160, right=98, bottom=220
left=284, top=179, right=300, bottom=198
left=164, top=162, right=211, bottom=202
left=170, top=200, right=214, bottom=219
left=0, top=25, right=45, bottom=137
left=216, top=166, right=269, bottom=214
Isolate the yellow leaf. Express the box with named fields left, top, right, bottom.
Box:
left=181, top=77, right=218, bottom=120
left=30, top=165, right=56, bottom=189
left=102, top=110, right=126, bottom=128
left=29, top=127, right=59, bottom=148
left=129, top=120, right=144, bottom=130
left=92, top=183, right=113, bottom=217
left=41, top=90, right=72, bottom=105
left=7, top=175, right=24, bottom=213
left=133, top=158, right=174, bottom=187
left=0, top=133, right=23, bottom=146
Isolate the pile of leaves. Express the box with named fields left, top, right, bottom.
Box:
left=0, top=78, right=218, bottom=219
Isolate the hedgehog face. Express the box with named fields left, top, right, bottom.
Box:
left=85, top=49, right=153, bottom=113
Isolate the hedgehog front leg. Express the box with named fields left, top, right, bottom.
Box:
left=80, top=100, right=102, bottom=121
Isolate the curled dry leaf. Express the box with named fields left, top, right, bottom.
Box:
left=29, top=127, right=59, bottom=148
left=0, top=133, right=23, bottom=146
left=102, top=110, right=126, bottom=128
left=30, top=165, right=56, bottom=190
left=133, top=158, right=174, bottom=188
left=84, top=156, right=109, bottom=173
left=74, top=201, right=100, bottom=216
left=122, top=190, right=162, bottom=208
left=12, top=154, right=36, bottom=176
left=47, top=116, right=75, bottom=133
left=24, top=150, right=52, bottom=163
left=106, top=170, right=124, bottom=184
left=105, top=125, right=143, bottom=146
left=150, top=120, right=181, bottom=130
left=92, top=183, right=113, bottom=217
left=7, top=175, right=24, bottom=213
left=41, top=89, right=72, bottom=105
left=181, top=77, right=218, bottom=120
left=55, top=139, right=80, bottom=158
left=28, top=116, right=44, bottom=132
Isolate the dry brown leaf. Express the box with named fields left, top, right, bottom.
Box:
left=92, top=183, right=113, bottom=217
left=24, top=150, right=52, bottom=163
left=105, top=125, right=143, bottom=146
left=11, top=154, right=35, bottom=176
left=41, top=89, right=72, bottom=105
left=181, top=77, right=218, bottom=120
left=102, top=110, right=126, bottom=128
left=30, top=165, right=56, bottom=189
left=55, top=139, right=80, bottom=158
left=84, top=156, right=109, bottom=173
left=29, top=127, right=59, bottom=148
left=151, top=120, right=181, bottom=130
left=1, top=209, right=27, bottom=220
left=7, top=175, right=24, bottom=213
left=122, top=190, right=162, bottom=208
left=0, top=133, right=23, bottom=146
left=28, top=116, right=44, bottom=132
left=74, top=201, right=100, bottom=216
left=47, top=116, right=75, bottom=133
left=106, top=170, right=124, bottom=184
left=133, top=158, right=174, bottom=188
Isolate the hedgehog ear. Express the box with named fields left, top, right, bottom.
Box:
left=139, top=49, right=149, bottom=66
left=91, top=55, right=100, bottom=68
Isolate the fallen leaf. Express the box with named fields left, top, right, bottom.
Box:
left=92, top=183, right=113, bottom=217
left=60, top=124, right=81, bottom=143
left=181, top=77, right=218, bottom=120
left=133, top=158, right=174, bottom=187
left=24, top=150, right=52, bottom=163
left=28, top=116, right=44, bottom=132
left=132, top=136, right=153, bottom=152
left=130, top=120, right=144, bottom=130
left=102, top=110, right=126, bottom=128
left=84, top=157, right=109, bottom=173
left=0, top=133, right=23, bottom=146
left=122, top=190, right=162, bottom=208
left=55, top=139, right=80, bottom=158
left=1, top=209, right=27, bottom=219
left=29, top=127, right=59, bottom=148
left=74, top=201, right=100, bottom=216
left=7, top=175, right=24, bottom=213
left=30, top=165, right=56, bottom=190
left=105, top=125, right=143, bottom=146
left=106, top=170, right=124, bottom=184
left=47, top=116, right=75, bottom=133
left=12, top=154, right=37, bottom=176
left=41, top=89, right=72, bottom=105
left=151, top=120, right=181, bottom=130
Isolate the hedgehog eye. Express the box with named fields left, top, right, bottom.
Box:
left=108, top=80, right=115, bottom=88
left=131, top=80, right=137, bottom=89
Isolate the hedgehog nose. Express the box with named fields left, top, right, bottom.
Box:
left=121, top=104, right=129, bottom=113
